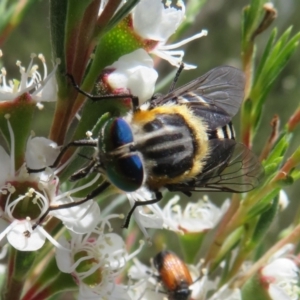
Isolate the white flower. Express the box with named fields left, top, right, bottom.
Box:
left=125, top=193, right=229, bottom=238
left=162, top=195, right=229, bottom=233
left=132, top=0, right=185, bottom=41
left=126, top=187, right=164, bottom=239
left=127, top=258, right=163, bottom=300
left=132, top=0, right=207, bottom=69
left=56, top=221, right=144, bottom=299
left=50, top=197, right=100, bottom=234
left=25, top=136, right=61, bottom=170
left=261, top=258, right=300, bottom=300
left=0, top=118, right=101, bottom=250
left=106, top=49, right=158, bottom=103
left=0, top=51, right=58, bottom=105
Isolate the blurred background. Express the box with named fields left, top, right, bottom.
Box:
left=1, top=0, right=300, bottom=254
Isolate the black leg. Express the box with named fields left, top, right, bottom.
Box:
left=69, top=158, right=97, bottom=182
left=168, top=62, right=185, bottom=92
left=122, top=191, right=163, bottom=228
left=66, top=73, right=140, bottom=110
left=27, top=139, right=97, bottom=173
left=31, top=181, right=111, bottom=230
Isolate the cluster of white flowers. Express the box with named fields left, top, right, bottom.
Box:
left=0, top=0, right=297, bottom=299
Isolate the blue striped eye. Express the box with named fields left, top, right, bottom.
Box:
left=100, top=117, right=144, bottom=192
left=111, top=118, right=133, bottom=147
left=106, top=154, right=144, bottom=192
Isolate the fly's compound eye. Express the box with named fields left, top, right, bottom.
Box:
left=101, top=117, right=144, bottom=192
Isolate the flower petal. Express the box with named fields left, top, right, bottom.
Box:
left=6, top=221, right=46, bottom=251
left=133, top=0, right=184, bottom=41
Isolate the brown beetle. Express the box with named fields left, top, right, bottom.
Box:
left=154, top=250, right=193, bottom=300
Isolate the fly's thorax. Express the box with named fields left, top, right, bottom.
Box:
left=130, top=104, right=210, bottom=189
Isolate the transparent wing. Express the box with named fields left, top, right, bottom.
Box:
left=166, top=141, right=264, bottom=193
left=152, top=66, right=245, bottom=118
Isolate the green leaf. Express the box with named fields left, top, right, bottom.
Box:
left=213, top=227, right=244, bottom=268
left=291, top=169, right=300, bottom=181
left=242, top=0, right=266, bottom=49
left=263, top=158, right=283, bottom=176
left=247, top=188, right=280, bottom=219
left=251, top=28, right=300, bottom=124
left=263, top=132, right=291, bottom=167
left=251, top=195, right=279, bottom=244
left=253, top=28, right=277, bottom=88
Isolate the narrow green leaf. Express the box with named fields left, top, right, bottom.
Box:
left=263, top=132, right=291, bottom=165
left=247, top=188, right=279, bottom=220
left=263, top=158, right=284, bottom=176
left=253, top=28, right=277, bottom=87
left=251, top=196, right=279, bottom=244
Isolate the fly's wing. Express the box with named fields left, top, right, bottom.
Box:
left=151, top=66, right=245, bottom=119
left=166, top=140, right=264, bottom=193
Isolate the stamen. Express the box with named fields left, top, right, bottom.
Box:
left=27, top=54, right=37, bottom=79
left=55, top=173, right=101, bottom=200
left=37, top=226, right=71, bottom=251
left=80, top=261, right=103, bottom=279
left=31, top=58, right=59, bottom=97
left=30, top=65, right=41, bottom=87
left=176, top=0, right=184, bottom=8
left=54, top=149, right=80, bottom=175
left=86, top=131, right=93, bottom=138
left=6, top=194, right=27, bottom=218
left=1, top=68, right=7, bottom=89
left=126, top=240, right=145, bottom=261
left=33, top=190, right=50, bottom=216
left=158, top=30, right=208, bottom=50
left=38, top=54, right=47, bottom=80
left=69, top=254, right=96, bottom=273
left=75, top=113, right=81, bottom=121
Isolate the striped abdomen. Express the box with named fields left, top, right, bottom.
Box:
left=135, top=113, right=196, bottom=179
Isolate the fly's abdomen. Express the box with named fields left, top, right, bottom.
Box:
left=135, top=113, right=196, bottom=178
